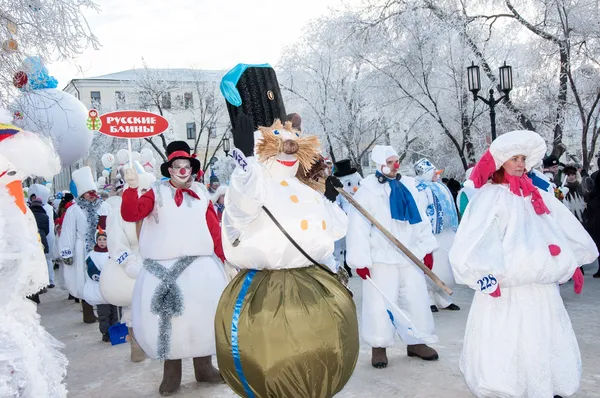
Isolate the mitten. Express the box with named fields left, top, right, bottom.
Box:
left=233, top=112, right=256, bottom=157
left=573, top=267, right=584, bottom=294
left=124, top=168, right=139, bottom=189
left=423, top=253, right=433, bottom=270
left=490, top=285, right=501, bottom=297
left=356, top=267, right=371, bottom=280
left=324, top=176, right=343, bottom=202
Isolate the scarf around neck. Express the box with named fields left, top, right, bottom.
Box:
left=76, top=197, right=102, bottom=252
left=376, top=171, right=422, bottom=224
left=505, top=173, right=550, bottom=215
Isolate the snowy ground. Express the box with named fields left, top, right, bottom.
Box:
left=39, top=262, right=600, bottom=398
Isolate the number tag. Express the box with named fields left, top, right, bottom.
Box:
left=61, top=248, right=73, bottom=258
left=232, top=149, right=248, bottom=172
left=116, top=251, right=130, bottom=265
left=476, top=274, right=498, bottom=294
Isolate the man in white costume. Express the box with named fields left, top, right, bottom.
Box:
left=101, top=167, right=155, bottom=363
left=413, top=158, right=461, bottom=312
left=347, top=145, right=439, bottom=368
left=122, top=140, right=227, bottom=396
left=0, top=109, right=67, bottom=397
left=59, top=166, right=111, bottom=324
left=28, top=183, right=57, bottom=288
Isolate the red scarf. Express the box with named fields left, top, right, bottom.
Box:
left=94, top=245, right=108, bottom=253
left=170, top=182, right=200, bottom=207
left=504, top=173, right=550, bottom=215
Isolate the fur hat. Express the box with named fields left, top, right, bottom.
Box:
left=160, top=141, right=200, bottom=178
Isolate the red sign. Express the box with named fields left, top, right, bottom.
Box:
left=98, top=110, right=169, bottom=139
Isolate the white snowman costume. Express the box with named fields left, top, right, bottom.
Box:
left=82, top=249, right=109, bottom=306
left=59, top=167, right=110, bottom=299
left=121, top=173, right=227, bottom=360
left=100, top=172, right=156, bottom=326
left=0, top=111, right=67, bottom=397
left=413, top=158, right=459, bottom=310
left=346, top=145, right=438, bottom=347
left=449, top=131, right=598, bottom=398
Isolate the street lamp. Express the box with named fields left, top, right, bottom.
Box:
left=222, top=135, right=231, bottom=157
left=467, top=61, right=513, bottom=141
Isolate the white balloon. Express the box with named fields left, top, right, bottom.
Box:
left=11, top=89, right=93, bottom=167
left=98, top=176, right=106, bottom=185
left=46, top=183, right=52, bottom=191
left=141, top=148, right=153, bottom=162
left=101, top=170, right=109, bottom=178
left=116, top=149, right=129, bottom=164
left=101, top=153, right=115, bottom=168
left=132, top=151, right=142, bottom=162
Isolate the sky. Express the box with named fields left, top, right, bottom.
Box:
left=49, top=0, right=351, bottom=87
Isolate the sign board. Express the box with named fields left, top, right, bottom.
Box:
left=98, top=110, right=169, bottom=139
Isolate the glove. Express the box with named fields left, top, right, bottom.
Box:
left=124, top=168, right=139, bottom=189
left=490, top=284, right=501, bottom=297
left=233, top=112, right=256, bottom=157
left=423, top=253, right=433, bottom=270
left=573, top=267, right=584, bottom=294
left=63, top=257, right=73, bottom=266
left=324, top=176, right=343, bottom=202
left=356, top=267, right=371, bottom=280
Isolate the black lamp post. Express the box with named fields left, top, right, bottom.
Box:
left=222, top=135, right=231, bottom=157
left=467, top=61, right=513, bottom=141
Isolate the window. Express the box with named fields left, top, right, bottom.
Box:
left=115, top=91, right=126, bottom=109
left=209, top=122, right=217, bottom=138
left=205, top=93, right=214, bottom=113
left=184, top=92, right=193, bottom=109
left=91, top=91, right=101, bottom=107
left=161, top=92, right=171, bottom=109
left=186, top=122, right=196, bottom=140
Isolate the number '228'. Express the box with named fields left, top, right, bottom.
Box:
left=477, top=274, right=498, bottom=291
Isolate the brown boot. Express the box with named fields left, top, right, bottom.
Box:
left=159, top=359, right=182, bottom=396
left=407, top=344, right=439, bottom=360
left=371, top=347, right=388, bottom=369
left=193, top=356, right=223, bottom=383
left=82, top=300, right=97, bottom=324
left=129, top=328, right=146, bottom=363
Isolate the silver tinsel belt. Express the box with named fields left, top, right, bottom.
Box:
left=143, top=256, right=198, bottom=359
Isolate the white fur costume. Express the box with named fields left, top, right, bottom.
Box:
left=346, top=146, right=438, bottom=347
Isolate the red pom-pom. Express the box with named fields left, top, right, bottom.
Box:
left=13, top=71, right=28, bottom=88
left=549, top=244, right=561, bottom=256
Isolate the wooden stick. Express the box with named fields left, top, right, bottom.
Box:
left=336, top=187, right=453, bottom=295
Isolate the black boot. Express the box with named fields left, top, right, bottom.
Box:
left=193, top=356, right=223, bottom=383
left=159, top=359, right=182, bottom=396
left=430, top=305, right=439, bottom=313
left=82, top=300, right=97, bottom=324
left=371, top=347, right=388, bottom=369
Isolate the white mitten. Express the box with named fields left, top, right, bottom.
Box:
left=124, top=168, right=139, bottom=189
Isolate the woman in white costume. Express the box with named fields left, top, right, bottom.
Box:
left=0, top=110, right=67, bottom=397
left=449, top=130, right=597, bottom=398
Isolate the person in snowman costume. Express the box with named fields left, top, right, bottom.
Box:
left=0, top=109, right=68, bottom=397
left=413, top=158, right=461, bottom=313
left=332, top=159, right=363, bottom=276
left=59, top=166, right=111, bottom=324
left=346, top=145, right=439, bottom=368
left=121, top=141, right=227, bottom=396
left=28, top=183, right=58, bottom=288
left=449, top=130, right=595, bottom=398
left=100, top=165, right=155, bottom=362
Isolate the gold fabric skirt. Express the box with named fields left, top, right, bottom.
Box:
left=215, top=266, right=359, bottom=398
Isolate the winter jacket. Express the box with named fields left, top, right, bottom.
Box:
left=30, top=201, right=50, bottom=253
left=563, top=181, right=586, bottom=223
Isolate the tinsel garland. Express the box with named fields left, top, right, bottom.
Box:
left=76, top=198, right=102, bottom=253
left=144, top=256, right=197, bottom=360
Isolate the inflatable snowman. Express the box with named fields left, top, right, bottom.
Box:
left=11, top=56, right=92, bottom=167
left=332, top=159, right=363, bottom=275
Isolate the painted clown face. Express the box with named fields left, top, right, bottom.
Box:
left=339, top=172, right=362, bottom=195
left=169, top=159, right=192, bottom=187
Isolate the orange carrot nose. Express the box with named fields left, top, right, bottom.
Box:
left=353, top=186, right=359, bottom=192
left=6, top=180, right=26, bottom=214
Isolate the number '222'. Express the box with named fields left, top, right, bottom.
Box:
left=477, top=274, right=498, bottom=291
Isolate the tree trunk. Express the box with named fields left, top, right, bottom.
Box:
left=550, top=44, right=569, bottom=158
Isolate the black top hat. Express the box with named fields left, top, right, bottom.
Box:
left=160, top=141, right=201, bottom=178
left=333, top=159, right=357, bottom=177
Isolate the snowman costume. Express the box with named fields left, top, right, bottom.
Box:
left=449, top=130, right=597, bottom=398
left=0, top=111, right=67, bottom=397
left=332, top=159, right=363, bottom=273
left=28, top=184, right=57, bottom=286
left=414, top=158, right=460, bottom=311
left=346, top=145, right=439, bottom=362
left=456, top=167, right=477, bottom=217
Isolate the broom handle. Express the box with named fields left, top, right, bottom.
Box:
left=336, top=187, right=453, bottom=295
